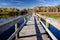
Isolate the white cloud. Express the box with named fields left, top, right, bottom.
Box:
left=0, top=3, right=8, bottom=5
left=10, top=0, right=24, bottom=3
left=10, top=1, right=24, bottom=6
left=38, top=0, right=46, bottom=2
left=16, top=7, right=20, bottom=9
left=38, top=0, right=48, bottom=5
left=0, top=6, right=2, bottom=7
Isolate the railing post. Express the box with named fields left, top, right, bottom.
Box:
left=37, top=15, right=41, bottom=22
left=46, top=21, right=50, bottom=28
left=37, top=16, right=39, bottom=21
left=36, top=14, right=58, bottom=40
left=24, top=17, right=26, bottom=25
left=15, top=23, right=18, bottom=40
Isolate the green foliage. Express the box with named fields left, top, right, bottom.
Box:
left=45, top=15, right=60, bottom=20
left=0, top=8, right=28, bottom=16
left=20, top=10, right=27, bottom=15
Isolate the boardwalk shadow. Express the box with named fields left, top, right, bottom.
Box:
left=20, top=34, right=36, bottom=38
left=34, top=17, right=43, bottom=40
left=19, top=16, right=43, bottom=40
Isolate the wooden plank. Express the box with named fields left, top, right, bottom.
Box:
left=15, top=23, right=18, bottom=40
left=18, top=14, right=50, bottom=40
left=38, top=17, right=57, bottom=40
left=19, top=15, right=37, bottom=40
left=36, top=17, right=50, bottom=40
left=46, top=22, right=50, bottom=28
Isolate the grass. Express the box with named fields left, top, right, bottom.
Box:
left=46, top=15, right=60, bottom=20
left=37, top=12, right=60, bottom=20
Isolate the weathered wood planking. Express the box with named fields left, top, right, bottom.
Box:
left=36, top=14, right=58, bottom=40
left=19, top=15, right=37, bottom=40
left=19, top=14, right=50, bottom=40
left=35, top=17, right=50, bottom=40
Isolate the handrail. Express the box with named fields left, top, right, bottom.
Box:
left=36, top=13, right=59, bottom=40
left=7, top=18, right=26, bottom=40
left=0, top=13, right=32, bottom=26
left=7, top=14, right=32, bottom=40
left=0, top=15, right=27, bottom=26
left=36, top=14, right=60, bottom=30
left=0, top=14, right=28, bottom=34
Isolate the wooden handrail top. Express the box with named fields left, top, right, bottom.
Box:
left=0, top=14, right=28, bottom=34
left=0, top=15, right=27, bottom=26
left=36, top=14, right=60, bottom=30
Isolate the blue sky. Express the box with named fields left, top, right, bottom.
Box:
left=0, top=0, right=60, bottom=9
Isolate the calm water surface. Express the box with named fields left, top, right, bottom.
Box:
left=42, top=21, right=60, bottom=40
left=0, top=15, right=27, bottom=40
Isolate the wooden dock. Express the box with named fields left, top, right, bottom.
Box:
left=18, top=14, right=50, bottom=40
left=0, top=13, right=59, bottom=40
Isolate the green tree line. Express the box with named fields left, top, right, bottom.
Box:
left=0, top=8, right=28, bottom=16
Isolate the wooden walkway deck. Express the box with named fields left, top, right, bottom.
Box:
left=0, top=13, right=59, bottom=40
left=18, top=14, right=50, bottom=40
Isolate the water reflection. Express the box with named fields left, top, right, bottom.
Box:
left=0, top=15, right=19, bottom=23
left=42, top=20, right=60, bottom=40
left=0, top=15, right=18, bottom=18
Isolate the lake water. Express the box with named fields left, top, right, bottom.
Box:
left=42, top=21, right=60, bottom=40
left=0, top=16, right=28, bottom=40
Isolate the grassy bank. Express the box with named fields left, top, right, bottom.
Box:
left=37, top=12, right=60, bottom=20
left=46, top=15, right=60, bottom=20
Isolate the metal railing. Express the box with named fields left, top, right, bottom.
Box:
left=0, top=14, right=32, bottom=40
left=36, top=13, right=60, bottom=40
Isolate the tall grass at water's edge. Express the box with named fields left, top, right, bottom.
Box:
left=37, top=12, right=60, bottom=20
left=46, top=15, right=60, bottom=20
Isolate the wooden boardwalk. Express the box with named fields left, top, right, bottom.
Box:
left=18, top=14, right=50, bottom=40
left=0, top=13, right=59, bottom=40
